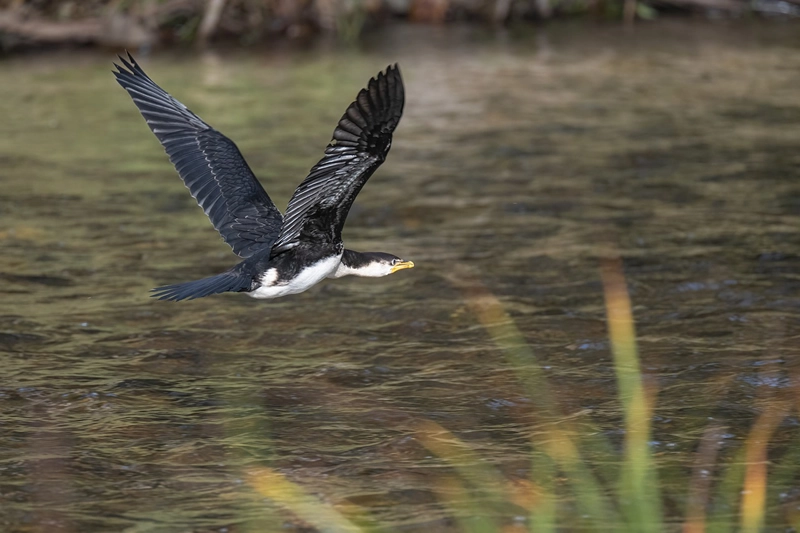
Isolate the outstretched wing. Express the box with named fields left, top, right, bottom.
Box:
left=113, top=53, right=283, bottom=259
left=270, top=65, right=404, bottom=255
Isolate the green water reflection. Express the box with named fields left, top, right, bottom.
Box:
left=1, top=22, right=799, bottom=532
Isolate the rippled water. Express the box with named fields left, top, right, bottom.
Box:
left=1, top=21, right=799, bottom=532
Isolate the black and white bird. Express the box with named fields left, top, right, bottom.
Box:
left=113, top=54, right=413, bottom=301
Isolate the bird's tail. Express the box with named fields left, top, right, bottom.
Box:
left=151, top=270, right=252, bottom=301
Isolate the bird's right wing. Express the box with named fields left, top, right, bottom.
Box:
left=113, top=53, right=283, bottom=259
left=270, top=65, right=404, bottom=254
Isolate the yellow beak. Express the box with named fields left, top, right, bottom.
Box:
left=390, top=260, right=415, bottom=274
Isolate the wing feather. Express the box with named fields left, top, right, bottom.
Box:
left=270, top=64, right=404, bottom=254
left=113, top=53, right=283, bottom=259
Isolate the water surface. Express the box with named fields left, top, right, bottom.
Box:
left=1, top=21, right=799, bottom=532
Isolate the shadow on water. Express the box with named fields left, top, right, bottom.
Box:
left=0, top=21, right=799, bottom=532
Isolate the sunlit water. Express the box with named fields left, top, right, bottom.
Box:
left=1, top=21, right=799, bottom=532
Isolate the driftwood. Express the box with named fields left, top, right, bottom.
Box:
left=0, top=11, right=154, bottom=48
left=0, top=0, right=202, bottom=49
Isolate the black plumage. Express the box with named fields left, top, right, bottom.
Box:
left=113, top=55, right=283, bottom=259
left=150, top=265, right=254, bottom=301
left=272, top=65, right=404, bottom=253
left=114, top=53, right=407, bottom=301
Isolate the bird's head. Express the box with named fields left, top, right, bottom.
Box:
left=362, top=252, right=415, bottom=277
left=336, top=251, right=414, bottom=278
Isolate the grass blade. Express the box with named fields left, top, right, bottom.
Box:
left=601, top=258, right=662, bottom=532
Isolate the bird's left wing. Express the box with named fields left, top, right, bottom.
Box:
left=270, top=65, right=404, bottom=255
left=113, top=53, right=283, bottom=259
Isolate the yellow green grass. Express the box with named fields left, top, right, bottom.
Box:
left=244, top=258, right=796, bottom=532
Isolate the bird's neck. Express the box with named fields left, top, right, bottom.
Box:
left=329, top=249, right=383, bottom=278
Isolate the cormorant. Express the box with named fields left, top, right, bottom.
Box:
left=113, top=54, right=413, bottom=301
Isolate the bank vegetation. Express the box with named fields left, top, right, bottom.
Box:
left=0, top=0, right=796, bottom=51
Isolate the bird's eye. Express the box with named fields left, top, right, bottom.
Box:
left=391, top=259, right=399, bottom=265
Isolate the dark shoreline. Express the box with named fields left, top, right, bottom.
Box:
left=0, top=0, right=798, bottom=54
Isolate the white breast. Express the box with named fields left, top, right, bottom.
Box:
left=247, top=253, right=342, bottom=299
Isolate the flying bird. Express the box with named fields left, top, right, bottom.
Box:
left=113, top=54, right=412, bottom=301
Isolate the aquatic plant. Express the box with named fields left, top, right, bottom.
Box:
left=246, top=257, right=800, bottom=532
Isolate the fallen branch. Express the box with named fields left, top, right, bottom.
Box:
left=0, top=10, right=155, bottom=48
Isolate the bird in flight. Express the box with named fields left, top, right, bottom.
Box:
left=113, top=54, right=413, bottom=301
